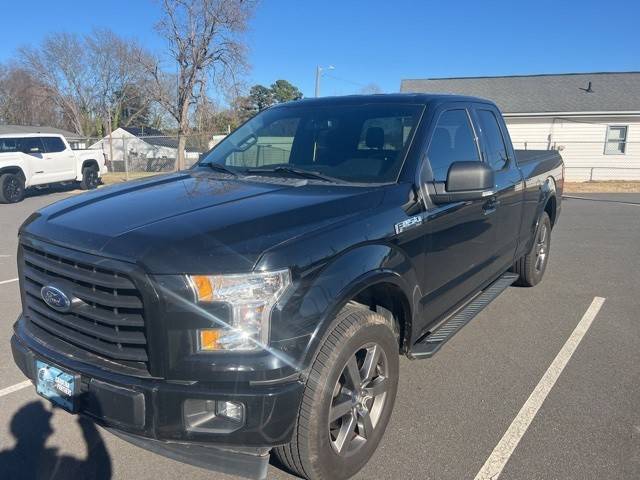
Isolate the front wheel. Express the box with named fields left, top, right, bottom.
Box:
left=275, top=305, right=399, bottom=480
left=80, top=166, right=99, bottom=190
left=513, top=211, right=552, bottom=287
left=0, top=173, right=25, bottom=203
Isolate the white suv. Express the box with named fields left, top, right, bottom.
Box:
left=0, top=133, right=106, bottom=203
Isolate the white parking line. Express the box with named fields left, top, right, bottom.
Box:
left=474, top=296, right=606, bottom=480
left=0, top=380, right=32, bottom=398
left=0, top=278, right=18, bottom=285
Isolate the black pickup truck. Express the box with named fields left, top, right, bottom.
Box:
left=11, top=94, right=562, bottom=480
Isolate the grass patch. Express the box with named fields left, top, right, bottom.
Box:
left=564, top=181, right=640, bottom=193
left=101, top=172, right=158, bottom=185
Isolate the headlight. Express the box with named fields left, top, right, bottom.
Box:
left=187, top=270, right=290, bottom=351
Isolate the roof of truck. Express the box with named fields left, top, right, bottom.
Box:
left=274, top=93, right=496, bottom=107
left=0, top=125, right=81, bottom=138
left=0, top=132, right=65, bottom=139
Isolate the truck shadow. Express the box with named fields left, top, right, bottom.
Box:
left=25, top=183, right=82, bottom=199
left=0, top=401, right=112, bottom=480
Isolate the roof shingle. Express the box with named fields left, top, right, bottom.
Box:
left=400, top=72, right=640, bottom=114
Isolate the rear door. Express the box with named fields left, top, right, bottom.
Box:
left=420, top=104, right=501, bottom=325
left=41, top=136, right=76, bottom=181
left=471, top=105, right=524, bottom=271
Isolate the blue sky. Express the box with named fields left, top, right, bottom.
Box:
left=1, top=0, right=638, bottom=99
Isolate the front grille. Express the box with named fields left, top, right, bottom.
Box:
left=20, top=242, right=149, bottom=366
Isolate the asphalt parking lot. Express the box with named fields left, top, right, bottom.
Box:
left=0, top=189, right=638, bottom=480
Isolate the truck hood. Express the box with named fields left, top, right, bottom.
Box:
left=23, top=170, right=384, bottom=273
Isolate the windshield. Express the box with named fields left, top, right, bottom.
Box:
left=199, top=103, right=424, bottom=183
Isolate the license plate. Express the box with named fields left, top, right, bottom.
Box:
left=35, top=360, right=77, bottom=412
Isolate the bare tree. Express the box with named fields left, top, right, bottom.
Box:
left=0, top=64, right=63, bottom=127
left=147, top=0, right=257, bottom=170
left=86, top=29, right=155, bottom=134
left=19, top=33, right=95, bottom=135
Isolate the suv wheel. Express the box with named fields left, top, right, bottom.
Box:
left=80, top=166, right=99, bottom=190
left=0, top=173, right=26, bottom=203
left=513, top=211, right=551, bottom=287
left=275, top=304, right=399, bottom=480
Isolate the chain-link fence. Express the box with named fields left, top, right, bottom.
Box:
left=79, top=132, right=227, bottom=180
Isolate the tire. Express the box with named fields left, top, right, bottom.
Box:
left=274, top=304, right=399, bottom=480
left=513, top=211, right=551, bottom=287
left=80, top=165, right=99, bottom=190
left=0, top=173, right=26, bottom=203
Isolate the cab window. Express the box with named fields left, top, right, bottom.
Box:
left=19, top=137, right=45, bottom=154
left=427, top=109, right=479, bottom=181
left=41, top=136, right=67, bottom=153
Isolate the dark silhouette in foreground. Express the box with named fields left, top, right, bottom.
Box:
left=0, top=401, right=112, bottom=480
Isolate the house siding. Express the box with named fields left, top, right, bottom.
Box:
left=505, top=116, right=640, bottom=181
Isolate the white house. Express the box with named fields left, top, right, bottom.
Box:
left=400, top=72, right=640, bottom=181
left=90, top=127, right=201, bottom=172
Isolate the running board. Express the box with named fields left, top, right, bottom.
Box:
left=409, top=272, right=519, bottom=359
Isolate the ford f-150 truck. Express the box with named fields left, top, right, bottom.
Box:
left=11, top=94, right=562, bottom=480
left=0, top=133, right=106, bottom=203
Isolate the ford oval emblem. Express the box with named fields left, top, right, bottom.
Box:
left=41, top=285, right=71, bottom=312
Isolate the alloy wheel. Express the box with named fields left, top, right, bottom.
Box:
left=534, top=222, right=549, bottom=272
left=328, top=343, right=389, bottom=455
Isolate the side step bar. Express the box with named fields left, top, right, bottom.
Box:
left=409, top=272, right=519, bottom=359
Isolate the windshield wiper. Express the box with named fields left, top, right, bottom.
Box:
left=204, top=163, right=238, bottom=177
left=245, top=166, right=345, bottom=183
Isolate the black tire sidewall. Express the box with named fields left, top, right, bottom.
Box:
left=0, top=173, right=25, bottom=203
left=81, top=166, right=98, bottom=190
left=303, top=317, right=399, bottom=480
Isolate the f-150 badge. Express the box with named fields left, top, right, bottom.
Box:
left=395, top=215, right=423, bottom=234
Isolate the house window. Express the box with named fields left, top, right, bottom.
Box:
left=604, top=126, right=628, bottom=155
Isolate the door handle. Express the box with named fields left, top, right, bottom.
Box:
left=483, top=197, right=500, bottom=215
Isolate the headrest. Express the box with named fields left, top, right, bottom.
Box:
left=365, top=127, right=385, bottom=149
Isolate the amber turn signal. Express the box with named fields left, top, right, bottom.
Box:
left=199, top=329, right=221, bottom=351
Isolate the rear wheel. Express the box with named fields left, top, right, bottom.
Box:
left=80, top=165, right=99, bottom=190
left=0, top=173, right=25, bottom=203
left=274, top=305, right=399, bottom=480
left=513, top=211, right=551, bottom=287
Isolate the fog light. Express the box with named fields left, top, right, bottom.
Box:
left=183, top=398, right=245, bottom=433
left=216, top=400, right=244, bottom=422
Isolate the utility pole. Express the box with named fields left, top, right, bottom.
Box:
left=315, top=65, right=334, bottom=97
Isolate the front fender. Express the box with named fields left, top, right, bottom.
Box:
left=271, top=243, right=419, bottom=372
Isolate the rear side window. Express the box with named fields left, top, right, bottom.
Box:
left=41, top=136, right=67, bottom=153
left=427, top=109, right=479, bottom=181
left=477, top=110, right=508, bottom=170
left=0, top=138, right=20, bottom=153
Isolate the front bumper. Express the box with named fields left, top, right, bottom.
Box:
left=12, top=317, right=305, bottom=479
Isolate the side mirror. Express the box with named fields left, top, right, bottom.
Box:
left=29, top=146, right=42, bottom=153
left=430, top=161, right=495, bottom=204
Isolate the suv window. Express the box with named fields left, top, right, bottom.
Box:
left=427, top=109, right=479, bottom=181
left=41, top=136, right=67, bottom=153
left=18, top=137, right=45, bottom=154
left=477, top=109, right=508, bottom=170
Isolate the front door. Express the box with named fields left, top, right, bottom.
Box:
left=419, top=105, right=501, bottom=327
left=41, top=136, right=76, bottom=182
